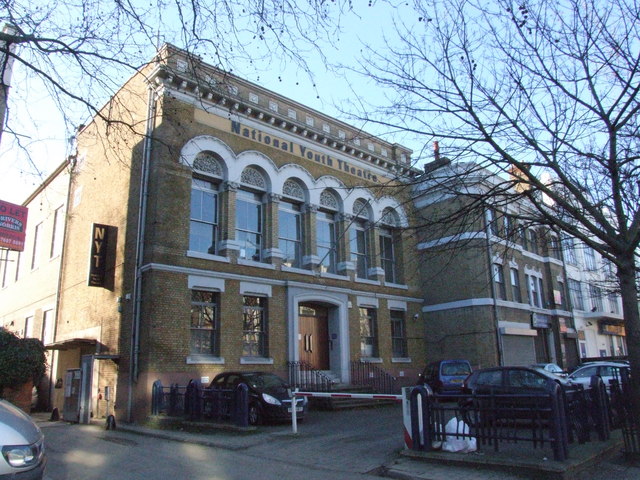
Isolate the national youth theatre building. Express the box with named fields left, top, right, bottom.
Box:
left=45, top=44, right=424, bottom=422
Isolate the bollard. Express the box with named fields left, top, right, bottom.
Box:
left=234, top=383, right=249, bottom=428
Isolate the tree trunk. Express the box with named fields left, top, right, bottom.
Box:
left=618, top=253, right=640, bottom=457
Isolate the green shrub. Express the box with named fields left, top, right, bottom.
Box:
left=0, top=328, right=46, bottom=396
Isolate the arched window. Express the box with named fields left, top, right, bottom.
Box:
left=379, top=207, right=401, bottom=283
left=350, top=199, right=371, bottom=279
left=190, top=179, right=219, bottom=255
left=279, top=200, right=303, bottom=268
left=317, top=189, right=339, bottom=273
left=237, top=167, right=267, bottom=261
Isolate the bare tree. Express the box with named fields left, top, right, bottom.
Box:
left=348, top=0, right=640, bottom=451
left=0, top=0, right=349, bottom=180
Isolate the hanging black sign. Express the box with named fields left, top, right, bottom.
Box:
left=88, top=223, right=111, bottom=287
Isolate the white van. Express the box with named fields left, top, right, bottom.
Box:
left=0, top=399, right=46, bottom=479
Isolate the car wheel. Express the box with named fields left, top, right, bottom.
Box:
left=248, top=403, right=261, bottom=426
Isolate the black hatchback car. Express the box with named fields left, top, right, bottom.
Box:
left=208, top=371, right=307, bottom=425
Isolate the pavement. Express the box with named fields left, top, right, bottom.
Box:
left=32, top=407, right=640, bottom=480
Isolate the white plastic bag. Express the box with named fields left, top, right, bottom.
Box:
left=441, top=417, right=477, bottom=453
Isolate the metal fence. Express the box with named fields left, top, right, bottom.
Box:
left=406, top=377, right=612, bottom=461
left=350, top=360, right=398, bottom=394
left=609, top=369, right=639, bottom=457
left=151, top=379, right=249, bottom=427
left=287, top=361, right=333, bottom=392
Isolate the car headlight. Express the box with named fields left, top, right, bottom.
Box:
left=262, top=393, right=282, bottom=406
left=2, top=444, right=38, bottom=468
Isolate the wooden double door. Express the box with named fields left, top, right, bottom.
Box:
left=298, top=304, right=330, bottom=370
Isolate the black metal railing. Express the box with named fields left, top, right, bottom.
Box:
left=151, top=379, right=249, bottom=427
left=350, top=360, right=397, bottom=394
left=406, top=377, right=614, bottom=462
left=609, top=369, right=639, bottom=457
left=287, top=361, right=333, bottom=392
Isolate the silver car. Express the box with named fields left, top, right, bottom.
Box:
left=0, top=399, right=46, bottom=479
left=568, top=361, right=629, bottom=391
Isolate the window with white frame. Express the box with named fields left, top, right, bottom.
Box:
left=568, top=279, right=584, bottom=310
left=350, top=220, right=369, bottom=278
left=527, top=229, right=539, bottom=255
left=562, top=234, right=577, bottom=265
left=379, top=228, right=396, bottom=283
left=589, top=284, right=603, bottom=312
left=608, top=293, right=620, bottom=314
left=278, top=201, right=303, bottom=268
left=359, top=307, right=378, bottom=357
left=31, top=223, right=42, bottom=270
left=190, top=178, right=219, bottom=254
left=190, top=290, right=219, bottom=356
left=242, top=296, right=268, bottom=357
left=24, top=316, right=34, bottom=338
left=493, top=263, right=507, bottom=300
left=316, top=211, right=336, bottom=273
left=510, top=268, right=522, bottom=303
left=486, top=208, right=499, bottom=236
left=41, top=309, right=54, bottom=344
left=525, top=273, right=543, bottom=307
left=584, top=247, right=597, bottom=271
left=390, top=310, right=407, bottom=358
left=50, top=206, right=64, bottom=258
left=236, top=190, right=264, bottom=261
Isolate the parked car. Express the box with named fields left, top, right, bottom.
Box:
left=530, top=363, right=568, bottom=377
left=568, top=361, right=630, bottom=391
left=460, top=366, right=577, bottom=426
left=0, top=399, right=46, bottom=480
left=418, top=359, right=472, bottom=395
left=208, top=371, right=307, bottom=425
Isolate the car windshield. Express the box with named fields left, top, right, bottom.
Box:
left=243, top=373, right=287, bottom=390
left=442, top=362, right=471, bottom=376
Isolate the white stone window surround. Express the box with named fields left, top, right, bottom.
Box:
left=186, top=275, right=225, bottom=365
left=179, top=136, right=411, bottom=260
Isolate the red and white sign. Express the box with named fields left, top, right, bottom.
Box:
left=0, top=199, right=28, bottom=251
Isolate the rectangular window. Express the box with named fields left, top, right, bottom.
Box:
left=350, top=221, right=369, bottom=278
left=549, top=236, right=562, bottom=260
left=562, top=234, right=577, bottom=265
left=503, top=215, right=515, bottom=239
left=527, top=229, right=539, bottom=255
left=42, top=309, right=54, bottom=344
left=584, top=247, right=597, bottom=271
left=486, top=208, right=499, bottom=236
left=390, top=310, right=407, bottom=358
left=568, top=279, right=584, bottom=310
left=278, top=202, right=303, bottom=268
left=557, top=280, right=567, bottom=308
left=190, top=179, right=218, bottom=254
left=24, top=316, right=34, bottom=338
left=510, top=268, right=522, bottom=303
left=190, top=290, right=219, bottom=356
left=50, top=206, right=65, bottom=258
left=608, top=293, right=620, bottom=314
left=589, top=284, right=603, bottom=312
left=379, top=229, right=396, bottom=283
left=242, top=296, right=268, bottom=357
left=316, top=212, right=336, bottom=273
left=236, top=191, right=263, bottom=261
left=359, top=307, right=378, bottom=357
left=538, top=277, right=545, bottom=308
left=31, top=223, right=42, bottom=270
left=526, top=274, right=540, bottom=307
left=493, top=263, right=506, bottom=300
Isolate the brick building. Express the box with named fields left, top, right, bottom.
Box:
left=413, top=161, right=580, bottom=370
left=5, top=44, right=424, bottom=422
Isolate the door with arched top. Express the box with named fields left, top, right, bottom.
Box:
left=298, top=304, right=330, bottom=370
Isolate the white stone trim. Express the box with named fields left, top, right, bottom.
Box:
left=239, top=281, right=273, bottom=297
left=188, top=275, right=225, bottom=292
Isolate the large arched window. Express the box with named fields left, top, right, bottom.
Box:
left=350, top=198, right=371, bottom=279
left=379, top=207, right=401, bottom=283
left=237, top=167, right=267, bottom=261
left=279, top=179, right=305, bottom=268
left=317, top=189, right=339, bottom=273
left=189, top=152, right=223, bottom=255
